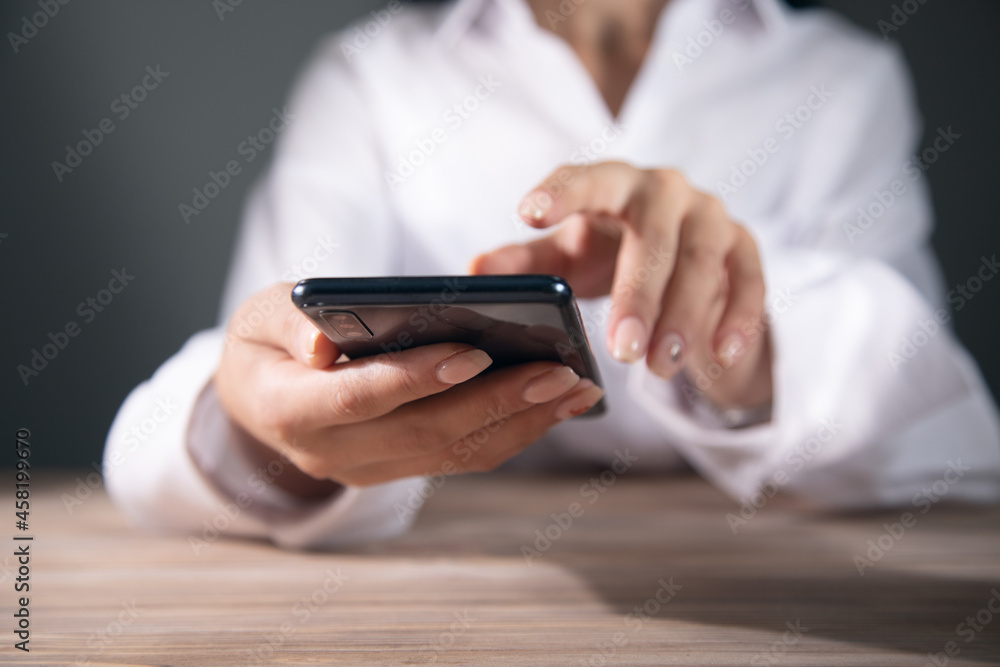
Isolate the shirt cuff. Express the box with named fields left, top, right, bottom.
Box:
left=183, top=347, right=429, bottom=549
left=187, top=380, right=344, bottom=522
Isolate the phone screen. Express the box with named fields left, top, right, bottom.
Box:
left=321, top=303, right=588, bottom=375
left=293, top=275, right=605, bottom=415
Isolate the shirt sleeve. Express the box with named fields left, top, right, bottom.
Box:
left=627, top=43, right=1000, bottom=509
left=103, top=36, right=430, bottom=549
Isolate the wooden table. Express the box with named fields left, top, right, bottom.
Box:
left=6, top=471, right=1000, bottom=665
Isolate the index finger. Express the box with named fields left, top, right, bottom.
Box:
left=517, top=163, right=684, bottom=362
left=517, top=162, right=637, bottom=227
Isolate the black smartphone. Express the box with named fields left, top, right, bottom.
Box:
left=292, top=275, right=605, bottom=416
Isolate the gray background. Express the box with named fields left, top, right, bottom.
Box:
left=2, top=0, right=998, bottom=467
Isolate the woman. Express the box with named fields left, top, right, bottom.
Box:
left=105, top=0, right=1000, bottom=548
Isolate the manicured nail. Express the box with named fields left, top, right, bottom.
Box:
left=651, top=332, right=684, bottom=378
left=518, top=192, right=551, bottom=221
left=717, top=333, right=746, bottom=369
left=436, top=349, right=493, bottom=384
left=523, top=366, right=580, bottom=404
left=612, top=316, right=647, bottom=363
left=555, top=380, right=605, bottom=420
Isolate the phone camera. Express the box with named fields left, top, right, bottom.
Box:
left=319, top=311, right=373, bottom=340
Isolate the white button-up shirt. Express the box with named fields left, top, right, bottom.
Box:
left=104, top=0, right=1000, bottom=548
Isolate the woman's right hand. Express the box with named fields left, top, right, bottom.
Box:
left=212, top=284, right=605, bottom=493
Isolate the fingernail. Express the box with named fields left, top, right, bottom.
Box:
left=304, top=330, right=322, bottom=363
left=612, top=316, right=647, bottom=363
left=717, top=333, right=746, bottom=369
left=518, top=192, right=551, bottom=221
left=555, top=380, right=604, bottom=420
left=523, top=366, right=580, bottom=404
left=651, top=332, right=684, bottom=378
left=436, top=349, right=493, bottom=385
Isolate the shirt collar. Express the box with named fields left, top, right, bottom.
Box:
left=434, top=0, right=788, bottom=50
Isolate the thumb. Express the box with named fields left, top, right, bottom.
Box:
left=469, top=244, right=533, bottom=275
left=469, top=238, right=567, bottom=276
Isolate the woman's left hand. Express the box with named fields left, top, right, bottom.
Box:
left=471, top=161, right=772, bottom=410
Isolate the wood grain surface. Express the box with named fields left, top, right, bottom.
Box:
left=4, top=471, right=1000, bottom=666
